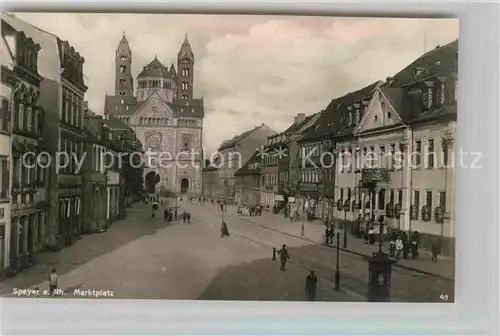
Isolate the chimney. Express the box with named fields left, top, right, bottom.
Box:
left=295, top=113, right=306, bottom=125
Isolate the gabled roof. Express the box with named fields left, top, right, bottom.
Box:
left=2, top=13, right=61, bottom=83
left=218, top=123, right=267, bottom=151
left=103, top=115, right=133, bottom=131
left=300, top=81, right=382, bottom=143
left=283, top=112, right=320, bottom=134
left=390, top=39, right=458, bottom=87
left=104, top=94, right=137, bottom=116
left=138, top=56, right=174, bottom=78
left=234, top=150, right=262, bottom=176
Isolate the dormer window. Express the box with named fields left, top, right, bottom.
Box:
left=427, top=88, right=433, bottom=109
left=414, top=67, right=424, bottom=77
left=347, top=112, right=352, bottom=126
left=436, top=82, right=445, bottom=106
left=355, top=109, right=360, bottom=124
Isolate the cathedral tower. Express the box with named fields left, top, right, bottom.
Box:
left=177, top=34, right=194, bottom=101
left=115, top=33, right=134, bottom=98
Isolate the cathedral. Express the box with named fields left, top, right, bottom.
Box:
left=103, top=33, right=204, bottom=195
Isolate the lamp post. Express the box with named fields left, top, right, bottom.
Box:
left=343, top=200, right=349, bottom=248
left=334, top=232, right=340, bottom=291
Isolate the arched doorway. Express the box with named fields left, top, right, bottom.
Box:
left=145, top=171, right=160, bottom=194
left=180, top=178, right=189, bottom=194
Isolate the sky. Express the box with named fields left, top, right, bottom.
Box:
left=14, top=13, right=458, bottom=153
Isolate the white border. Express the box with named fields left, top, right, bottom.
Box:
left=1, top=1, right=499, bottom=335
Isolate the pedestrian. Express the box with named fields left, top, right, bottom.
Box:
left=305, top=270, right=318, bottom=301
left=368, top=226, right=375, bottom=245
left=410, top=231, right=419, bottom=259
left=431, top=239, right=441, bottom=262
left=48, top=268, right=59, bottom=297
left=174, top=207, right=178, bottom=220
left=151, top=209, right=155, bottom=218
left=182, top=211, right=187, bottom=223
left=187, top=212, right=191, bottom=223
left=395, top=236, right=404, bottom=259
left=324, top=226, right=330, bottom=245
left=329, top=226, right=335, bottom=244
left=389, top=238, right=396, bottom=258
left=278, top=244, right=290, bottom=271
left=164, top=208, right=168, bottom=223
left=221, top=221, right=230, bottom=237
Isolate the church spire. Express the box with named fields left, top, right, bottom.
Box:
left=116, top=31, right=132, bottom=59
left=178, top=33, right=194, bottom=61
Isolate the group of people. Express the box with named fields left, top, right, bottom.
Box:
left=387, top=231, right=427, bottom=260
left=236, top=204, right=263, bottom=216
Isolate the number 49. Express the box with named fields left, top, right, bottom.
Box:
left=440, top=293, right=449, bottom=301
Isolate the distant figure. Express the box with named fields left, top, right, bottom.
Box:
left=410, top=231, right=419, bottom=259
left=305, top=270, right=318, bottom=301
left=431, top=239, right=441, bottom=262
left=182, top=211, right=187, bottom=223
left=164, top=208, right=168, bottom=223
left=395, top=236, right=404, bottom=259
left=48, top=269, right=59, bottom=297
left=278, top=244, right=290, bottom=271
left=328, top=226, right=335, bottom=244
left=187, top=212, right=191, bottom=223
left=174, top=208, right=178, bottom=220
left=221, top=221, right=230, bottom=237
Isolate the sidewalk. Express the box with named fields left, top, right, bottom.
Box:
left=224, top=206, right=454, bottom=280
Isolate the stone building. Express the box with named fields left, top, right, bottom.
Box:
left=81, top=108, right=125, bottom=233
left=1, top=15, right=51, bottom=275
left=202, top=166, right=218, bottom=199
left=331, top=40, right=458, bottom=256
left=104, top=34, right=204, bottom=196
left=215, top=124, right=275, bottom=204
left=234, top=150, right=262, bottom=205
left=299, top=81, right=381, bottom=221
left=56, top=37, right=87, bottom=247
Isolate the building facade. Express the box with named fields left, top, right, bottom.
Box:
left=104, top=34, right=204, bottom=196
left=202, top=166, right=218, bottom=199
left=215, top=124, right=275, bottom=204
left=331, top=40, right=458, bottom=256
left=234, top=150, right=262, bottom=206
left=57, top=38, right=87, bottom=247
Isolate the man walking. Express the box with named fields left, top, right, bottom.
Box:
left=305, top=270, right=318, bottom=301
left=278, top=244, right=290, bottom=271
left=48, top=268, right=59, bottom=297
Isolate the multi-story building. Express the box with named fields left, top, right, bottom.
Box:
left=332, top=40, right=458, bottom=256
left=215, top=123, right=275, bottom=204
left=202, top=165, right=218, bottom=200
left=234, top=150, right=262, bottom=205
left=1, top=15, right=52, bottom=275
left=82, top=107, right=126, bottom=233
left=104, top=34, right=204, bottom=195
left=280, top=112, right=322, bottom=203
left=82, top=109, right=110, bottom=233
left=56, top=37, right=88, bottom=247
left=296, top=82, right=378, bottom=221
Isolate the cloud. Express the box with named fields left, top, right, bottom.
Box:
left=12, top=13, right=458, bottom=153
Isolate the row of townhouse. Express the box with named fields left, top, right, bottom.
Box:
left=297, top=40, right=458, bottom=256
left=233, top=113, right=321, bottom=208
left=0, top=14, right=143, bottom=279
left=232, top=39, right=458, bottom=256
left=202, top=123, right=275, bottom=204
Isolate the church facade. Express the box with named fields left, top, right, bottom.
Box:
left=103, top=34, right=204, bottom=195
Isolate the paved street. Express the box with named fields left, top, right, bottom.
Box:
left=0, top=201, right=360, bottom=302
left=181, top=201, right=455, bottom=302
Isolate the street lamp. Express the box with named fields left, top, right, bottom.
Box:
left=343, top=200, right=350, bottom=248
left=334, top=232, right=341, bottom=291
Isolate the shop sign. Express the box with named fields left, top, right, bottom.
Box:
left=361, top=168, right=389, bottom=183
left=275, top=194, right=284, bottom=201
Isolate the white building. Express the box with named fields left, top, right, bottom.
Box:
left=332, top=40, right=458, bottom=256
